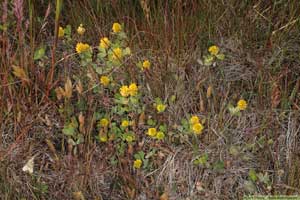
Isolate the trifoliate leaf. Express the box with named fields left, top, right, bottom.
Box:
left=34, top=46, right=46, bottom=60
left=249, top=169, right=258, bottom=182
left=216, top=53, right=225, bottom=60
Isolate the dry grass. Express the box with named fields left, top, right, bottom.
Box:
left=1, top=0, right=300, bottom=199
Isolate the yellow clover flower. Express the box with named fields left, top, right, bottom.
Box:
left=142, top=60, right=151, bottom=70
left=120, top=85, right=130, bottom=97
left=100, top=76, right=110, bottom=86
left=237, top=99, right=247, bottom=111
left=192, top=123, right=204, bottom=135
left=77, top=24, right=86, bottom=35
left=76, top=42, right=90, bottom=54
left=100, top=37, right=110, bottom=49
left=147, top=128, right=157, bottom=137
left=99, top=118, right=109, bottom=127
left=128, top=83, right=138, bottom=96
left=112, top=48, right=123, bottom=60
left=100, top=135, right=108, bottom=142
left=112, top=22, right=122, bottom=33
left=190, top=115, right=199, bottom=124
left=208, top=45, right=220, bottom=56
left=133, top=159, right=142, bottom=169
left=121, top=120, right=130, bottom=127
left=156, top=104, right=166, bottom=113
left=58, top=26, right=64, bottom=38
left=156, top=131, right=165, bottom=140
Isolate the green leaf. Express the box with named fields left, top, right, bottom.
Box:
left=249, top=169, right=257, bottom=182
left=159, top=124, right=167, bottom=132
left=228, top=104, right=241, bottom=116
left=170, top=95, right=176, bottom=103
left=193, top=153, right=208, bottom=166
left=147, top=119, right=156, bottom=126
left=62, top=126, right=76, bottom=136
left=123, top=47, right=131, bottom=56
left=216, top=53, right=225, bottom=60
left=134, top=151, right=145, bottom=160
left=67, top=138, right=76, bottom=145
left=93, top=112, right=101, bottom=121
left=213, top=160, right=225, bottom=171
left=110, top=156, right=118, bottom=166
left=204, top=55, right=214, bottom=66
left=76, top=134, right=84, bottom=144
left=64, top=25, right=72, bottom=38
left=244, top=180, right=257, bottom=193
left=34, top=46, right=46, bottom=60
left=257, top=172, right=270, bottom=184
left=136, top=62, right=143, bottom=69
left=177, top=126, right=184, bottom=132
left=97, top=47, right=107, bottom=59
left=95, top=67, right=103, bottom=75
left=145, top=149, right=156, bottom=159
left=229, top=146, right=239, bottom=156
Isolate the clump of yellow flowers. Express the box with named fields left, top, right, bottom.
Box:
left=202, top=45, right=225, bottom=66
left=147, top=128, right=157, bottom=137
left=99, top=133, right=108, bottom=142
left=76, top=42, right=90, bottom=54
left=100, top=76, right=110, bottom=87
left=237, top=99, right=247, bottom=111
left=120, top=85, right=130, bottom=97
left=190, top=115, right=204, bottom=135
left=133, top=159, right=142, bottom=169
left=112, top=47, right=123, bottom=60
left=228, top=99, right=248, bottom=116
left=121, top=120, right=130, bottom=127
left=77, top=24, right=86, bottom=35
left=156, top=103, right=166, bottom=113
left=99, top=118, right=109, bottom=127
left=142, top=60, right=151, bottom=70
left=58, top=26, right=64, bottom=38
left=119, top=83, right=138, bottom=97
left=112, top=22, right=122, bottom=33
left=208, top=45, right=219, bottom=56
left=146, top=127, right=165, bottom=140
left=128, top=83, right=138, bottom=96
left=99, top=37, right=110, bottom=49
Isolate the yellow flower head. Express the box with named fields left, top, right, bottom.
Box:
left=128, top=83, right=138, bottom=96
left=120, top=85, right=130, bottom=97
left=99, top=118, right=109, bottom=127
left=112, top=22, right=122, bottom=33
left=58, top=26, right=64, bottom=38
left=112, top=48, right=123, bottom=60
left=237, top=99, right=247, bottom=111
left=76, top=42, right=90, bottom=54
left=133, top=159, right=142, bottom=169
left=190, top=115, right=199, bottom=124
left=100, top=37, right=110, bottom=49
left=121, top=120, right=130, bottom=127
left=192, top=122, right=204, bottom=135
left=100, top=135, right=108, bottom=142
left=156, top=104, right=166, bottom=113
left=147, top=128, right=157, bottom=137
left=142, top=60, right=151, bottom=70
left=208, top=45, right=220, bottom=56
left=100, top=76, right=110, bottom=86
left=156, top=131, right=165, bottom=140
left=77, top=24, right=86, bottom=35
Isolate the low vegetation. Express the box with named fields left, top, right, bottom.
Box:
left=1, top=0, right=300, bottom=199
